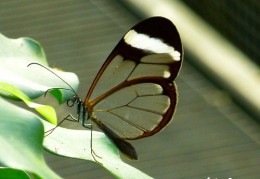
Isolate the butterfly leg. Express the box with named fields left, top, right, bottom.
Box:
left=45, top=114, right=79, bottom=137
left=82, top=123, right=103, bottom=165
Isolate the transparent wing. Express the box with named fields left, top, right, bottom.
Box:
left=91, top=80, right=177, bottom=139
left=84, top=17, right=183, bottom=139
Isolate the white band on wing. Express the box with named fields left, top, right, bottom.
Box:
left=124, top=30, right=180, bottom=61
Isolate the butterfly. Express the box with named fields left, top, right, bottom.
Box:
left=31, top=16, right=183, bottom=161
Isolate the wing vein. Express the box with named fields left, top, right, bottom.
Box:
left=108, top=110, right=149, bottom=133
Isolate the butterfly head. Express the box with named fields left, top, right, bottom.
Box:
left=67, top=94, right=81, bottom=107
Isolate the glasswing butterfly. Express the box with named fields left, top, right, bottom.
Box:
left=30, top=16, right=183, bottom=161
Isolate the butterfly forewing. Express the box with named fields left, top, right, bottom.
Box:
left=84, top=17, right=183, bottom=140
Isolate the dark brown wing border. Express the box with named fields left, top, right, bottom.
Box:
left=84, top=17, right=183, bottom=104
left=84, top=17, right=182, bottom=139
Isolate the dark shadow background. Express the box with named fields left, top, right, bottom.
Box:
left=0, top=1, right=259, bottom=178
left=184, top=0, right=260, bottom=66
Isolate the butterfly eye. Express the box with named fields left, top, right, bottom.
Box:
left=67, top=95, right=78, bottom=107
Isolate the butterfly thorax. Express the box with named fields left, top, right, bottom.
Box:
left=66, top=95, right=89, bottom=123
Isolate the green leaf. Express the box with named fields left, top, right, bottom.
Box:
left=43, top=121, right=153, bottom=179
left=0, top=168, right=30, bottom=179
left=0, top=97, right=61, bottom=179
left=0, top=82, right=57, bottom=125
left=0, top=33, right=79, bottom=103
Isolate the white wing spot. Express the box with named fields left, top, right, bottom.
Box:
left=124, top=30, right=180, bottom=61
left=163, top=70, right=171, bottom=78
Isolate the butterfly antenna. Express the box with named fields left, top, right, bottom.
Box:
left=27, top=63, right=78, bottom=96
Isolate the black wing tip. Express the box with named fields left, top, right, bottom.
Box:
left=121, top=141, right=138, bottom=160
left=112, top=136, right=138, bottom=160
left=133, top=16, right=182, bottom=55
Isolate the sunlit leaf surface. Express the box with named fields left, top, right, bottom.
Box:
left=0, top=33, right=79, bottom=103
